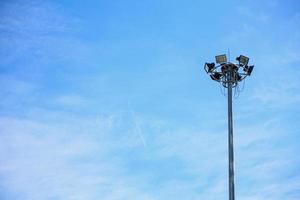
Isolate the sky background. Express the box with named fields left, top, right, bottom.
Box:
left=0, top=0, right=300, bottom=199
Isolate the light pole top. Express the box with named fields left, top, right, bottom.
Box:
left=204, top=54, right=254, bottom=88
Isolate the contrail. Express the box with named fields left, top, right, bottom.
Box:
left=131, top=110, right=147, bottom=147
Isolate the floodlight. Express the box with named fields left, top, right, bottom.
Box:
left=215, top=54, right=227, bottom=64
left=236, top=74, right=242, bottom=81
left=244, top=65, right=254, bottom=76
left=210, top=72, right=222, bottom=81
left=204, top=62, right=215, bottom=73
left=236, top=55, right=249, bottom=66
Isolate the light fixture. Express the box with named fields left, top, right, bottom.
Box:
left=210, top=72, right=222, bottom=81
left=215, top=54, right=227, bottom=64
left=236, top=74, right=242, bottom=81
left=244, top=65, right=254, bottom=76
left=236, top=55, right=249, bottom=66
left=204, top=62, right=215, bottom=73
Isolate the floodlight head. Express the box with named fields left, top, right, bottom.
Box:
left=221, top=65, right=228, bottom=73
left=236, top=74, right=242, bottom=81
left=247, top=65, right=254, bottom=76
left=210, top=72, right=222, bottom=81
left=204, top=62, right=215, bottom=73
left=243, top=65, right=254, bottom=76
left=236, top=55, right=249, bottom=66
left=215, top=54, right=227, bottom=64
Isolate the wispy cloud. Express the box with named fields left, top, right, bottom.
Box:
left=1, top=0, right=300, bottom=199
left=0, top=0, right=89, bottom=67
left=131, top=110, right=147, bottom=147
left=0, top=111, right=156, bottom=200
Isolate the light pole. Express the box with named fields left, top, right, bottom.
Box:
left=204, top=54, right=254, bottom=200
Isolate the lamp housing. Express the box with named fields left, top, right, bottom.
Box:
left=210, top=72, right=222, bottom=81
left=236, top=55, right=249, bottom=66
left=246, top=65, right=254, bottom=76
left=215, top=54, right=227, bottom=64
left=204, top=62, right=215, bottom=73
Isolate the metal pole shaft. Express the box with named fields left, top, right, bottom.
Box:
left=228, top=69, right=235, bottom=200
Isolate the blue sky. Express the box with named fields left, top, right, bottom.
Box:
left=0, top=0, right=300, bottom=199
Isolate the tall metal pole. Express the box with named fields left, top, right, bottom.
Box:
left=204, top=54, right=254, bottom=200
left=227, top=68, right=235, bottom=200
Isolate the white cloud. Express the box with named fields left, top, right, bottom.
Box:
left=0, top=112, right=160, bottom=200
left=0, top=103, right=299, bottom=199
